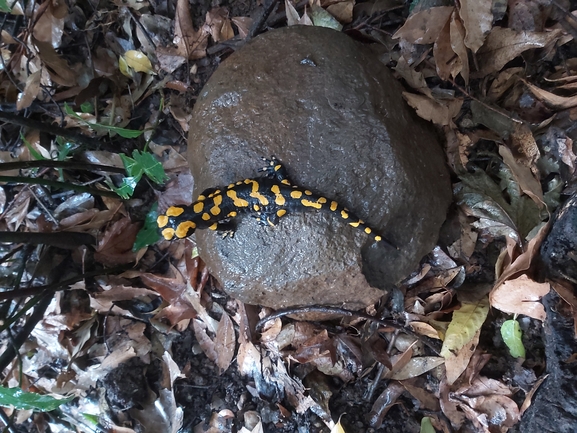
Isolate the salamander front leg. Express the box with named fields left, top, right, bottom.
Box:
left=208, top=220, right=237, bottom=238
left=259, top=156, right=292, bottom=184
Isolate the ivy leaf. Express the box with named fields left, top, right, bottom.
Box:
left=134, top=203, right=160, bottom=251
left=131, top=150, right=169, bottom=184
left=0, top=386, right=73, bottom=412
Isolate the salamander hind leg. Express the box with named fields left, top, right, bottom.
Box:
left=259, top=156, right=292, bottom=184
left=207, top=220, right=237, bottom=238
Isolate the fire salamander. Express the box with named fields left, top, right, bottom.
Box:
left=157, top=157, right=396, bottom=249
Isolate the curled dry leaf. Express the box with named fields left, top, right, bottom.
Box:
left=392, top=6, right=454, bottom=44
left=490, top=274, right=549, bottom=321
left=498, top=145, right=544, bottom=206
left=173, top=0, right=209, bottom=59
left=444, top=329, right=480, bottom=385
left=476, top=27, right=563, bottom=77
left=402, top=92, right=463, bottom=126
left=231, top=17, right=252, bottom=39
left=457, top=0, right=493, bottom=53
left=206, top=7, right=235, bottom=43
left=522, top=79, right=577, bottom=110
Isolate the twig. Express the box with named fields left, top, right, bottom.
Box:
left=0, top=160, right=125, bottom=174
left=0, top=232, right=96, bottom=248
left=0, top=111, right=103, bottom=149
left=0, top=175, right=118, bottom=197
left=248, top=0, right=280, bottom=39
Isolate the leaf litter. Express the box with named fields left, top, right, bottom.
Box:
left=0, top=0, right=577, bottom=431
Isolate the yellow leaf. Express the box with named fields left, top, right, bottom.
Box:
left=440, top=297, right=489, bottom=358
left=124, top=50, right=155, bottom=74
left=118, top=55, right=133, bottom=78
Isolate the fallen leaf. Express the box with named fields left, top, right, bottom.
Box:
left=440, top=297, right=489, bottom=359
left=392, top=6, right=454, bottom=44
left=206, top=7, right=235, bottom=43
left=458, top=0, right=493, bottom=52
left=450, top=12, right=469, bottom=84
left=490, top=274, right=549, bottom=320
left=402, top=92, right=463, bottom=126
left=498, top=145, right=544, bottom=206
left=174, top=0, right=209, bottom=59
left=522, top=79, right=577, bottom=110
left=476, top=27, right=563, bottom=76
left=388, top=356, right=445, bottom=381
left=123, top=50, right=155, bottom=74
left=551, top=280, right=577, bottom=337
left=444, top=328, right=481, bottom=385
left=214, top=312, right=236, bottom=374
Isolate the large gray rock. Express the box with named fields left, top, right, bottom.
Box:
left=187, top=26, right=451, bottom=310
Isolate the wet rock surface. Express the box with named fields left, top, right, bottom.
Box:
left=187, top=26, right=451, bottom=309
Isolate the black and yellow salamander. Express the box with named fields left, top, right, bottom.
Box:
left=157, top=157, right=396, bottom=249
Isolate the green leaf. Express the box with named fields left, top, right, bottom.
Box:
left=420, top=417, right=437, bottom=433
left=21, top=134, right=46, bottom=161
left=82, top=413, right=99, bottom=425
left=63, top=103, right=144, bottom=138
left=309, top=3, right=343, bottom=30
left=106, top=176, right=138, bottom=199
left=0, top=0, right=11, bottom=13
left=133, top=203, right=160, bottom=250
left=501, top=319, right=526, bottom=358
left=0, top=386, right=73, bottom=411
left=120, top=154, right=143, bottom=179
left=80, top=102, right=93, bottom=113
left=131, top=150, right=168, bottom=184
left=440, top=297, right=489, bottom=359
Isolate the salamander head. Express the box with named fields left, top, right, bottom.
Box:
left=157, top=206, right=197, bottom=240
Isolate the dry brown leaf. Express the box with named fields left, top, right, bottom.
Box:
left=231, top=17, right=252, bottom=39
left=488, top=67, right=524, bottom=101
left=499, top=145, right=544, bottom=206
left=510, top=122, right=541, bottom=166
left=522, top=79, right=577, bottom=109
left=457, top=394, right=520, bottom=430
left=476, top=28, right=563, bottom=76
left=367, top=382, right=405, bottom=428
left=389, top=356, right=444, bottom=381
left=174, top=0, right=209, bottom=59
left=433, top=18, right=453, bottom=81
left=444, top=329, right=480, bottom=385
left=206, top=7, right=235, bottom=43
left=450, top=12, right=469, bottom=84
left=393, top=57, right=432, bottom=97
left=490, top=274, right=549, bottom=320
left=214, top=312, right=236, bottom=374
left=32, top=37, right=77, bottom=85
left=326, top=0, right=354, bottom=24
left=94, top=218, right=139, bottom=265
left=392, top=6, right=454, bottom=44
left=458, top=0, right=493, bottom=53
left=17, top=70, right=41, bottom=111
left=403, top=92, right=463, bottom=126
left=519, top=374, right=547, bottom=415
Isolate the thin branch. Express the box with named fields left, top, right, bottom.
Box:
left=0, top=175, right=118, bottom=197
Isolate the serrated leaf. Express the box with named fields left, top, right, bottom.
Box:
left=501, top=319, right=525, bottom=358
left=106, top=176, right=138, bottom=199
left=131, top=150, right=168, bottom=184
left=0, top=386, right=73, bottom=411
left=440, top=297, right=489, bottom=359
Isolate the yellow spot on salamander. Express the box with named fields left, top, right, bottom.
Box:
left=248, top=180, right=269, bottom=205
left=341, top=210, right=349, bottom=219
left=176, top=221, right=196, bottom=238
left=253, top=204, right=260, bottom=211
left=290, top=190, right=302, bottom=199
left=166, top=206, right=184, bottom=217
left=157, top=215, right=168, bottom=228
left=236, top=181, right=243, bottom=185
left=281, top=179, right=291, bottom=185
left=162, top=228, right=175, bottom=240
left=277, top=209, right=287, bottom=218
left=213, top=195, right=223, bottom=206
left=271, top=185, right=280, bottom=194
left=202, top=213, right=211, bottom=221
left=349, top=221, right=360, bottom=228
left=375, top=235, right=382, bottom=242
left=364, top=227, right=372, bottom=234
left=304, top=190, right=312, bottom=195
left=209, top=223, right=218, bottom=230
left=193, top=202, right=204, bottom=213
left=227, top=211, right=238, bottom=218
left=330, top=201, right=338, bottom=211
left=302, top=199, right=322, bottom=209
left=274, top=164, right=282, bottom=172
left=318, top=197, right=327, bottom=204
left=228, top=183, right=235, bottom=188
left=227, top=189, right=249, bottom=207
left=210, top=205, right=221, bottom=216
